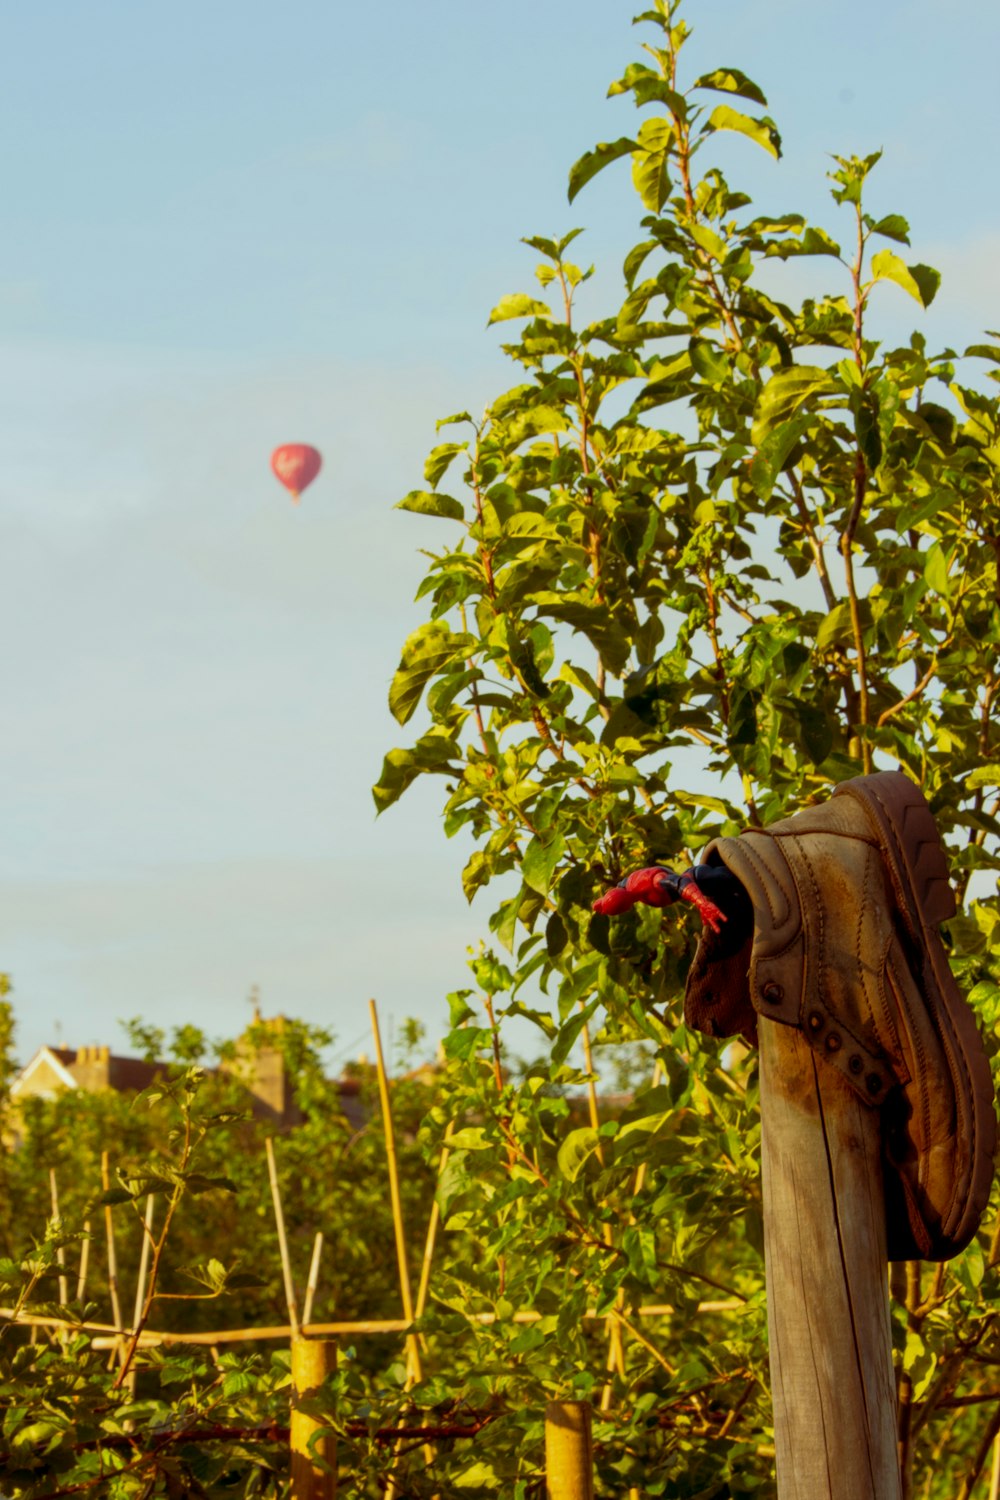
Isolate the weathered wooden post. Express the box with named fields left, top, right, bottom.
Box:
left=290, top=1335, right=337, bottom=1500
left=545, top=1399, right=595, bottom=1500
left=760, top=1021, right=900, bottom=1499
left=595, top=770, right=997, bottom=1500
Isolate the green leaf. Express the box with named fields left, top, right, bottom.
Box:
left=816, top=601, right=854, bottom=650
left=567, top=137, right=638, bottom=203
left=693, top=67, right=767, bottom=107
left=705, top=104, right=781, bottom=159
left=967, top=764, right=1000, bottom=791
left=388, top=622, right=475, bottom=726
left=855, top=390, right=883, bottom=472
left=869, top=250, right=940, bottom=308
left=448, top=1127, right=492, bottom=1150
left=631, top=117, right=673, bottom=213
left=752, top=366, right=835, bottom=445
left=551, top=998, right=600, bottom=1069
left=395, top=490, right=464, bottom=521
left=487, top=293, right=553, bottom=326
left=867, top=213, right=910, bottom=245
left=923, top=542, right=952, bottom=597
left=749, top=413, right=814, bottom=499
left=454, top=1464, right=501, bottom=1489
left=689, top=338, right=729, bottom=384
left=557, top=1127, right=601, bottom=1181
left=765, top=226, right=841, bottom=259
left=424, top=442, right=468, bottom=489
left=372, top=729, right=460, bottom=814
left=522, top=834, right=566, bottom=896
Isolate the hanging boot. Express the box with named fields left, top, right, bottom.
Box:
left=683, top=770, right=997, bottom=1262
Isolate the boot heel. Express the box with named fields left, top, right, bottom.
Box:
left=835, top=771, right=956, bottom=928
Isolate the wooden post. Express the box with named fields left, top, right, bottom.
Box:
left=545, top=1400, right=594, bottom=1500
left=290, top=1335, right=336, bottom=1500
left=759, top=1018, right=901, bottom=1500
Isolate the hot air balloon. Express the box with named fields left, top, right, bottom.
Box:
left=271, top=443, right=322, bottom=502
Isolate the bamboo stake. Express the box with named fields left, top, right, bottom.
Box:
left=49, top=1170, right=68, bottom=1307
left=291, top=1336, right=337, bottom=1499
left=625, top=1056, right=662, bottom=1500
left=368, top=999, right=421, bottom=1382
left=370, top=999, right=425, bottom=1500
left=79, top=1299, right=740, bottom=1350
left=100, top=1152, right=124, bottom=1365
left=760, top=1019, right=901, bottom=1499
left=131, top=1197, right=155, bottom=1334
left=990, top=1431, right=1000, bottom=1500
left=76, top=1221, right=91, bottom=1305
left=631, top=1059, right=663, bottom=1200
left=579, top=1013, right=625, bottom=1409
left=545, top=1400, right=594, bottom=1500
left=266, top=1137, right=300, bottom=1337
left=302, top=1232, right=324, bottom=1330
left=124, top=1195, right=155, bottom=1397
left=415, top=1121, right=454, bottom=1322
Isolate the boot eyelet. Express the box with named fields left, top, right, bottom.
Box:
left=866, top=1073, right=883, bottom=1095
left=807, top=1011, right=824, bottom=1033
left=848, top=1055, right=863, bottom=1075
left=762, top=981, right=783, bottom=1004
left=824, top=1033, right=842, bottom=1053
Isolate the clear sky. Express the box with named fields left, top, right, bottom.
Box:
left=1, top=0, right=997, bottom=1068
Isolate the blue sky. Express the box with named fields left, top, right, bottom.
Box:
left=1, top=0, right=997, bottom=1068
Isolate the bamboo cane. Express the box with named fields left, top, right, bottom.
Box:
left=265, top=1137, right=300, bottom=1337
left=80, top=1298, right=739, bottom=1349
left=100, top=1152, right=124, bottom=1366
left=368, top=1000, right=421, bottom=1381
left=370, top=999, right=425, bottom=1500
left=631, top=1059, right=663, bottom=1200
left=76, top=1222, right=91, bottom=1305
left=545, top=1400, right=594, bottom=1500
left=624, top=1056, right=662, bottom=1500
left=302, top=1232, right=324, bottom=1330
left=49, top=1169, right=68, bottom=1307
left=123, top=1195, right=155, bottom=1396
left=414, top=1122, right=454, bottom=1322
left=291, top=1336, right=337, bottom=1500
left=131, top=1196, right=155, bottom=1333
left=579, top=1013, right=625, bottom=1410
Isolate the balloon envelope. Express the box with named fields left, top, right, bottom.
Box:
left=271, top=443, right=322, bottom=500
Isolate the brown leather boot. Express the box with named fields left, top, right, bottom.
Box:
left=684, top=770, right=997, bottom=1261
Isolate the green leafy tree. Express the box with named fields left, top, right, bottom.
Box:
left=376, top=1, right=1000, bottom=1493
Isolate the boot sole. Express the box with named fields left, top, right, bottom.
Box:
left=834, top=770, right=997, bottom=1258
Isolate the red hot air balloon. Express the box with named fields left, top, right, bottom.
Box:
left=271, top=443, right=322, bottom=502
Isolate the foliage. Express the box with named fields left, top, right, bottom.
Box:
left=374, top=0, right=1000, bottom=1493
left=3, top=0, right=1000, bottom=1493
left=0, top=1017, right=446, bottom=1496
